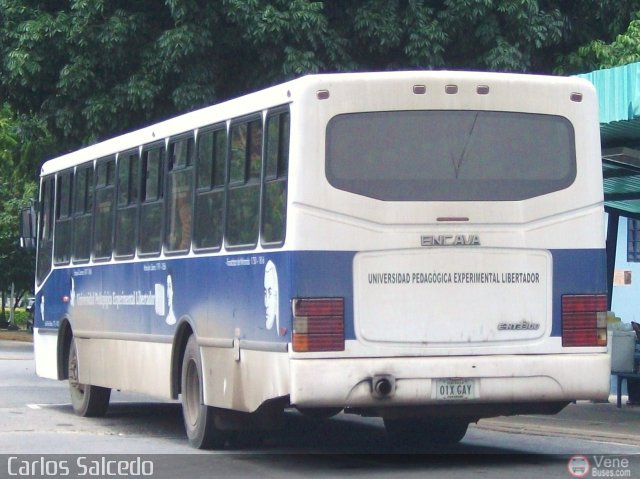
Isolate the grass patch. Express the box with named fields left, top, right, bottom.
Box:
left=0, top=308, right=30, bottom=327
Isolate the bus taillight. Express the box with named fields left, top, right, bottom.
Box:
left=562, top=294, right=608, bottom=347
left=292, top=298, right=344, bottom=352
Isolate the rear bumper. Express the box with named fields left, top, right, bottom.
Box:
left=290, top=353, right=610, bottom=410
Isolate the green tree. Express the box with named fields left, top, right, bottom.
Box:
left=0, top=104, right=38, bottom=321
left=1, top=0, right=638, bottom=158
left=559, top=12, right=640, bottom=73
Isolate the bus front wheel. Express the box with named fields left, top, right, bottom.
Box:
left=68, top=338, right=111, bottom=417
left=181, top=334, right=227, bottom=449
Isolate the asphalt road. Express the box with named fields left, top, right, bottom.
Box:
left=1, top=339, right=639, bottom=479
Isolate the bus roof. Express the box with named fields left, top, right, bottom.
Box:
left=40, top=70, right=593, bottom=176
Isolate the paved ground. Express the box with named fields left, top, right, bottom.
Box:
left=2, top=328, right=639, bottom=447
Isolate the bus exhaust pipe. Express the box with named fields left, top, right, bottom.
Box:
left=371, top=375, right=395, bottom=398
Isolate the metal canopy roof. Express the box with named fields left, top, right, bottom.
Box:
left=578, top=63, right=640, bottom=218
left=602, top=149, right=640, bottom=217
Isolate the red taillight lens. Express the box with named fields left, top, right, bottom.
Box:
left=562, top=294, right=608, bottom=347
left=292, top=298, right=344, bottom=352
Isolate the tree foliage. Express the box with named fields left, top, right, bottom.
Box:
left=560, top=11, right=640, bottom=73
left=0, top=104, right=38, bottom=311
left=1, top=0, right=639, bottom=160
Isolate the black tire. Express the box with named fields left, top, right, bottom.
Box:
left=384, top=417, right=469, bottom=447
left=68, top=338, right=111, bottom=417
left=181, top=334, right=227, bottom=449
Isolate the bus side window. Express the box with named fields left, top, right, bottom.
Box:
left=139, top=144, right=165, bottom=256
left=115, top=150, right=140, bottom=258
left=36, top=176, right=54, bottom=285
left=72, top=163, right=94, bottom=263
left=54, top=170, right=74, bottom=265
left=165, top=136, right=194, bottom=253
left=261, top=108, right=289, bottom=247
left=194, top=126, right=226, bottom=251
left=93, top=157, right=116, bottom=260
left=226, top=117, right=262, bottom=249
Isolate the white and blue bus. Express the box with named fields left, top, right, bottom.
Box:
left=27, top=71, right=610, bottom=448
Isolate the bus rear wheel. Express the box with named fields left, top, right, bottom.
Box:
left=181, top=334, right=227, bottom=449
left=68, top=338, right=111, bottom=417
left=384, top=417, right=469, bottom=447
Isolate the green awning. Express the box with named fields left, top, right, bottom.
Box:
left=578, top=63, right=640, bottom=216
left=579, top=63, right=640, bottom=124
left=602, top=148, right=640, bottom=217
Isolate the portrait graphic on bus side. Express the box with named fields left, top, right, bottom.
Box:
left=264, top=260, right=281, bottom=336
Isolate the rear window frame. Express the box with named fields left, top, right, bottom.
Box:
left=325, top=110, right=577, bottom=202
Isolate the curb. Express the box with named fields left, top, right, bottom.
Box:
left=475, top=419, right=640, bottom=447
left=0, top=330, right=33, bottom=342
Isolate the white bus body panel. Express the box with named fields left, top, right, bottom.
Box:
left=290, top=351, right=611, bottom=407
left=283, top=72, right=608, bottom=410
left=33, top=328, right=58, bottom=380
left=354, top=248, right=551, bottom=346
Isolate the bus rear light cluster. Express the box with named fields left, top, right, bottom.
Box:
left=292, top=298, right=344, bottom=352
left=562, top=294, right=608, bottom=347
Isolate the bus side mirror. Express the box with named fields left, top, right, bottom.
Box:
left=19, top=204, right=37, bottom=250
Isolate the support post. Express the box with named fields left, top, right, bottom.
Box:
left=606, top=212, right=619, bottom=310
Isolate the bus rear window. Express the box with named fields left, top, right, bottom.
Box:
left=325, top=111, right=576, bottom=201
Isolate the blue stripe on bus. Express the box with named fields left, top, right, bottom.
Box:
left=550, top=248, right=607, bottom=336
left=34, top=248, right=606, bottom=342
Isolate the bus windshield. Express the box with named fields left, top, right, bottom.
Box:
left=325, top=110, right=576, bottom=202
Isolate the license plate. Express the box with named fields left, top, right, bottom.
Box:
left=434, top=378, right=477, bottom=400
